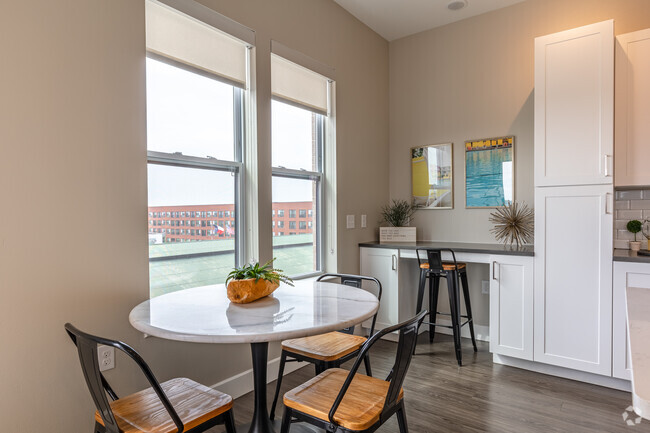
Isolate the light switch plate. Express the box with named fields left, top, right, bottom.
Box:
left=481, top=280, right=489, bottom=295
left=361, top=214, right=367, bottom=228
left=346, top=215, right=355, bottom=229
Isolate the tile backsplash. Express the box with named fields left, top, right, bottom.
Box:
left=615, top=189, right=650, bottom=249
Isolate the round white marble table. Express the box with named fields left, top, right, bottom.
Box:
left=129, top=279, right=379, bottom=433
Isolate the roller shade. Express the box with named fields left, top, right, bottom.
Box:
left=146, top=0, right=248, bottom=87
left=271, top=54, right=330, bottom=115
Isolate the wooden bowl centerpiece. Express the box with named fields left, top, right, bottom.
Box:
left=225, top=259, right=293, bottom=304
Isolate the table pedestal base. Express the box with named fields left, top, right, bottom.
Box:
left=246, top=342, right=323, bottom=433
left=248, top=342, right=274, bottom=433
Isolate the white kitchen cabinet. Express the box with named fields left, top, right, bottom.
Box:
left=613, top=261, right=650, bottom=380
left=615, top=28, right=650, bottom=187
left=534, top=20, right=614, bottom=187
left=534, top=185, right=613, bottom=375
left=489, top=255, right=534, bottom=360
left=360, top=247, right=399, bottom=330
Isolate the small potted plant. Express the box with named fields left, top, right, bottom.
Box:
left=225, top=258, right=293, bottom=304
left=627, top=219, right=642, bottom=251
left=379, top=199, right=416, bottom=243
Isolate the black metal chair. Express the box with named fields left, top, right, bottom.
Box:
left=269, top=273, right=382, bottom=421
left=64, top=323, right=236, bottom=433
left=279, top=310, right=427, bottom=433
left=415, top=248, right=477, bottom=365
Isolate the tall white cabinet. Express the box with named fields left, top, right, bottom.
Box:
left=534, top=21, right=614, bottom=376
left=534, top=186, right=613, bottom=375
left=534, top=20, right=614, bottom=187
left=615, top=28, right=650, bottom=186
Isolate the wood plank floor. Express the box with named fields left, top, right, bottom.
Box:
left=213, top=335, right=650, bottom=432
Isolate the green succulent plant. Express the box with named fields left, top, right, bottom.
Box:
left=627, top=219, right=642, bottom=241
left=225, top=258, right=294, bottom=286
left=380, top=199, right=415, bottom=227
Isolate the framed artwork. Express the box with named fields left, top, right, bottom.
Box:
left=465, top=136, right=514, bottom=208
left=411, top=143, right=453, bottom=209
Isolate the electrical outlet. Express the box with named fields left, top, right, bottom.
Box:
left=98, top=345, right=115, bottom=372
left=481, top=280, right=489, bottom=295
left=361, top=214, right=367, bottom=228
left=346, top=215, right=355, bottom=229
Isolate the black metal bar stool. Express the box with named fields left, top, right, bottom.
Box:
left=415, top=248, right=477, bottom=365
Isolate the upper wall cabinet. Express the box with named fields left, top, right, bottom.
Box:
left=534, top=20, right=614, bottom=187
left=615, top=29, right=650, bottom=187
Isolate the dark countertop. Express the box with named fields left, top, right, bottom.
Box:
left=359, top=241, right=534, bottom=257
left=614, top=249, right=650, bottom=264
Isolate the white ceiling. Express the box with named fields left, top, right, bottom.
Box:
left=333, top=0, right=529, bottom=41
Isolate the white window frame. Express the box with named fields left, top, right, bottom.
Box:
left=146, top=0, right=255, bottom=278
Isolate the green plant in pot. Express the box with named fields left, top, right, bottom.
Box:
left=627, top=219, right=642, bottom=252
left=379, top=199, right=416, bottom=243
left=225, top=258, right=293, bottom=304
left=380, top=199, right=415, bottom=227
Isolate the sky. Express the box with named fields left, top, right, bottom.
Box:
left=146, top=58, right=316, bottom=206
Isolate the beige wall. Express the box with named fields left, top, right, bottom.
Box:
left=0, top=0, right=388, bottom=430
left=389, top=0, right=650, bottom=243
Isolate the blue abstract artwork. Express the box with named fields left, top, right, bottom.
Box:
left=465, top=137, right=514, bottom=208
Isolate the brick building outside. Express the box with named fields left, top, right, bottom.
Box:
left=148, top=201, right=313, bottom=243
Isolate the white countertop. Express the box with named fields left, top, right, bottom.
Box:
left=627, top=286, right=650, bottom=420
left=129, top=279, right=379, bottom=344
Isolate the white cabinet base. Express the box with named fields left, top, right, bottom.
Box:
left=490, top=255, right=534, bottom=360
left=613, top=261, right=650, bottom=381
left=494, top=354, right=631, bottom=392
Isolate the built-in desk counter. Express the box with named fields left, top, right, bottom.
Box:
left=359, top=241, right=534, bottom=257
left=359, top=241, right=535, bottom=361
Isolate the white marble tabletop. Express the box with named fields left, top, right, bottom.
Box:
left=129, top=279, right=379, bottom=344
left=627, top=286, right=650, bottom=420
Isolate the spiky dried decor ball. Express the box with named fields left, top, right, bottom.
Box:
left=489, top=201, right=534, bottom=247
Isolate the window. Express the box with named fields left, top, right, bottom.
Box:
left=277, top=221, right=284, bottom=228
left=271, top=97, right=327, bottom=276
left=299, top=221, right=306, bottom=230
left=270, top=44, right=334, bottom=277
left=299, top=209, right=306, bottom=218
left=146, top=0, right=250, bottom=298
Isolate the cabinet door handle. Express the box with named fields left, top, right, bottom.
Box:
left=392, top=254, right=397, bottom=271
left=605, top=192, right=613, bottom=215
left=603, top=154, right=612, bottom=177
left=492, top=261, right=498, bottom=280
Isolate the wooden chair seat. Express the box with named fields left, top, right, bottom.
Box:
left=282, top=331, right=368, bottom=361
left=419, top=261, right=466, bottom=271
left=94, top=378, right=233, bottom=433
left=283, top=368, right=403, bottom=431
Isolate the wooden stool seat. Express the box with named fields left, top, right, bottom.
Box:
left=282, top=332, right=368, bottom=361
left=283, top=368, right=403, bottom=431
left=94, top=378, right=233, bottom=433
left=419, top=262, right=467, bottom=271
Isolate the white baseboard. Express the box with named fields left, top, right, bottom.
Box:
left=493, top=354, right=632, bottom=392
left=211, top=355, right=308, bottom=399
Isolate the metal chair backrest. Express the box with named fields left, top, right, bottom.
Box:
left=64, top=323, right=185, bottom=433
left=416, top=248, right=459, bottom=274
left=326, top=311, right=427, bottom=429
left=316, top=273, right=383, bottom=336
